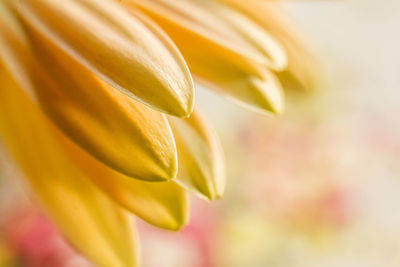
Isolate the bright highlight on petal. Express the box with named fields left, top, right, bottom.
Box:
left=220, top=0, right=318, bottom=91
left=0, top=63, right=138, bottom=267
left=12, top=0, right=195, bottom=117
left=0, top=9, right=178, bottom=182
left=170, top=110, right=225, bottom=201
left=123, top=0, right=287, bottom=71
left=122, top=0, right=286, bottom=114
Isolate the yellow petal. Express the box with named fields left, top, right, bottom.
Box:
left=0, top=8, right=177, bottom=182
left=122, top=0, right=285, bottom=114
left=169, top=110, right=225, bottom=200
left=122, top=0, right=287, bottom=72
left=220, top=0, right=318, bottom=91
left=61, top=135, right=189, bottom=231
left=12, top=0, right=194, bottom=116
left=190, top=55, right=285, bottom=115
left=0, top=62, right=138, bottom=267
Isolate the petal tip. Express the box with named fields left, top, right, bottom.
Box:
left=250, top=74, right=285, bottom=116
left=168, top=87, right=195, bottom=118
left=160, top=192, right=189, bottom=231
left=152, top=157, right=178, bottom=182
left=167, top=216, right=189, bottom=232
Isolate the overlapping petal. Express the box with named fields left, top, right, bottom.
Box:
left=0, top=0, right=318, bottom=265
left=189, top=58, right=285, bottom=115
left=62, top=139, right=189, bottom=231
left=12, top=0, right=194, bottom=116
left=0, top=6, right=178, bottom=181
left=123, top=0, right=287, bottom=71
left=122, top=0, right=286, bottom=114
left=220, top=0, right=318, bottom=91
left=170, top=110, right=225, bottom=200
left=0, top=63, right=138, bottom=267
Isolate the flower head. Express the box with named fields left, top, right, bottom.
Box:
left=0, top=0, right=317, bottom=266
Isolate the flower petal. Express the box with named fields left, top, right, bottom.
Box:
left=190, top=56, right=285, bottom=115
left=123, top=0, right=285, bottom=114
left=169, top=110, right=225, bottom=200
left=12, top=0, right=194, bottom=116
left=122, top=0, right=287, bottom=71
left=0, top=62, right=138, bottom=267
left=61, top=137, right=189, bottom=231
left=0, top=8, right=177, bottom=182
left=220, top=0, right=319, bottom=91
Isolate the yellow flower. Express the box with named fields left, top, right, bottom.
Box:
left=0, top=0, right=316, bottom=266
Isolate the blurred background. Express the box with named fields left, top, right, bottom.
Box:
left=1, top=0, right=400, bottom=266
